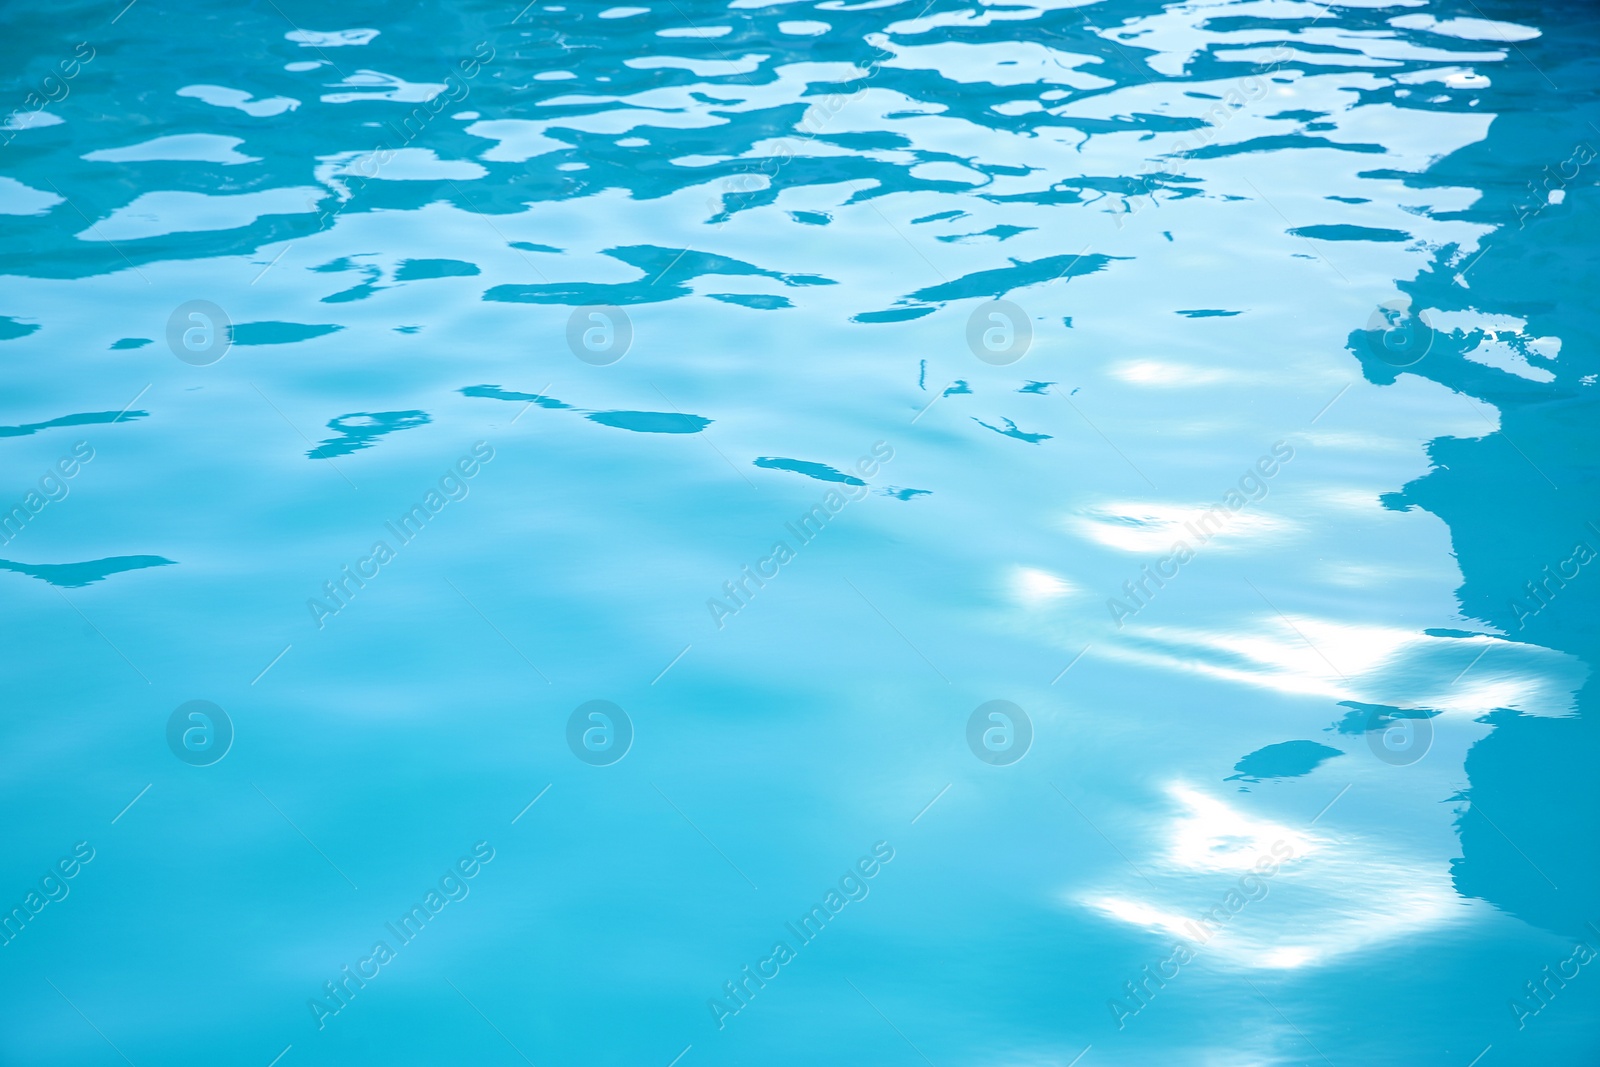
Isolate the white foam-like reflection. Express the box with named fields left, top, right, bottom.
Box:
left=1080, top=785, right=1467, bottom=971
left=1072, top=503, right=1292, bottom=554
left=1008, top=566, right=1078, bottom=605
left=1100, top=617, right=1584, bottom=715
left=1110, top=360, right=1246, bottom=387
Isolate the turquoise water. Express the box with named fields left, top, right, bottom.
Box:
left=3, top=0, right=1598, bottom=1063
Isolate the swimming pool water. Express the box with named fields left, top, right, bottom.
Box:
left=2, top=1, right=1597, bottom=1064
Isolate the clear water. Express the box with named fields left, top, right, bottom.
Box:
left=3, top=1, right=1597, bottom=1064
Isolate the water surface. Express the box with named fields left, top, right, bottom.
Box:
left=2, top=0, right=1598, bottom=1064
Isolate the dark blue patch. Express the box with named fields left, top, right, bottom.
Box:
left=587, top=411, right=710, bottom=434
left=0, top=554, right=175, bottom=587
left=0, top=317, right=39, bottom=341
left=309, top=411, right=430, bottom=459
left=708, top=293, right=793, bottom=310
left=753, top=457, right=866, bottom=486
left=460, top=385, right=571, bottom=409
left=233, top=321, right=344, bottom=345
left=322, top=280, right=384, bottom=303
left=973, top=417, right=1051, bottom=444
left=853, top=305, right=936, bottom=324
left=395, top=258, right=480, bottom=281
left=936, top=224, right=1035, bottom=243
left=1187, top=134, right=1387, bottom=160
left=1330, top=701, right=1440, bottom=736
left=902, top=251, right=1123, bottom=305
left=0, top=410, right=148, bottom=438
left=311, top=256, right=374, bottom=273
left=1288, top=224, right=1411, bottom=243
left=486, top=245, right=833, bottom=306
left=1226, top=740, right=1343, bottom=783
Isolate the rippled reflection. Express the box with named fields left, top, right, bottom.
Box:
left=2, top=0, right=1596, bottom=1064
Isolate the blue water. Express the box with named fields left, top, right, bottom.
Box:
left=3, top=1, right=1598, bottom=1064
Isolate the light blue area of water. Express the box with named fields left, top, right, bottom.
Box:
left=2, top=1, right=1597, bottom=1064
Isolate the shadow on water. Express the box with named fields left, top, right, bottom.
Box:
left=1348, top=0, right=1600, bottom=940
